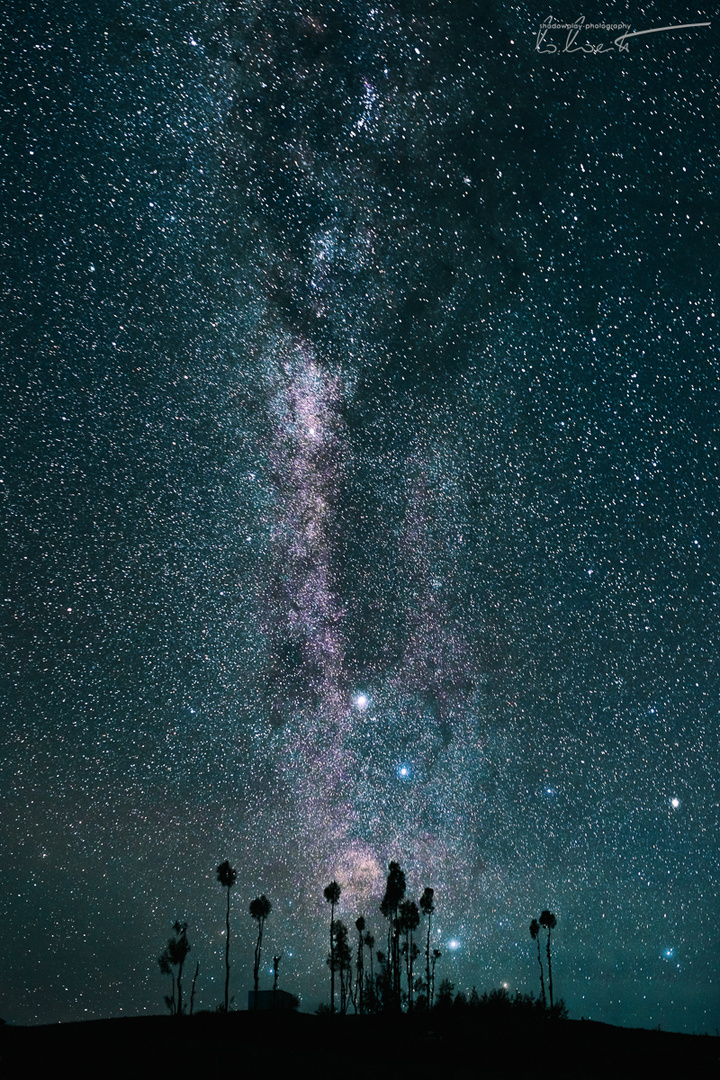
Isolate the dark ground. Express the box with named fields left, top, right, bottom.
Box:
left=1, top=1011, right=718, bottom=1079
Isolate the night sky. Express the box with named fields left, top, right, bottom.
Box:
left=1, top=0, right=717, bottom=1033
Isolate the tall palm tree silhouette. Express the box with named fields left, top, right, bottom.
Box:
left=324, top=881, right=341, bottom=1013
left=249, top=895, right=272, bottom=1008
left=216, top=861, right=237, bottom=1012
left=539, top=910, right=557, bottom=1011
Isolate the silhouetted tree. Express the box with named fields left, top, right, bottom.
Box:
left=355, top=917, right=366, bottom=1013
left=327, top=919, right=352, bottom=1014
left=158, top=921, right=191, bottom=1016
left=250, top=895, right=271, bottom=1008
left=380, top=861, right=406, bottom=1008
left=398, top=899, right=420, bottom=1009
left=528, top=915, right=546, bottom=1006
left=473, top=987, right=565, bottom=1019
left=530, top=918, right=547, bottom=1009
left=216, top=860, right=237, bottom=1012
left=539, top=910, right=557, bottom=1011
left=374, top=949, right=390, bottom=1011
left=324, top=880, right=341, bottom=1013
left=158, top=951, right=176, bottom=1015
left=419, top=887, right=435, bottom=1006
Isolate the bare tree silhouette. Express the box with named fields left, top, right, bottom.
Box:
left=539, top=910, right=557, bottom=1012
left=324, top=881, right=341, bottom=1013
left=216, top=861, right=237, bottom=1012
left=249, top=895, right=272, bottom=1008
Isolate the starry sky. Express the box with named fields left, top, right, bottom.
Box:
left=1, top=0, right=717, bottom=1033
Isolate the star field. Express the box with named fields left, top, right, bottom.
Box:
left=1, top=0, right=718, bottom=1032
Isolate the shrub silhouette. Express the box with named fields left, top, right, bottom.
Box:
left=158, top=921, right=190, bottom=1016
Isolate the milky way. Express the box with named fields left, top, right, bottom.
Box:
left=1, top=1, right=717, bottom=1032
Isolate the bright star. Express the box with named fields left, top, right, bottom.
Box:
left=354, top=694, right=368, bottom=710
left=670, top=798, right=680, bottom=809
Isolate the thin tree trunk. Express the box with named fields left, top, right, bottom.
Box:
left=177, top=957, right=184, bottom=1017
left=536, top=936, right=547, bottom=1009
left=253, top=919, right=264, bottom=1008
left=356, top=931, right=364, bottom=1013
left=546, top=930, right=553, bottom=1011
left=408, top=930, right=414, bottom=1010
left=390, top=909, right=400, bottom=1009
left=330, top=901, right=336, bottom=1013
left=425, top=914, right=431, bottom=1007
left=224, top=887, right=231, bottom=1012
left=369, top=947, right=375, bottom=1011
left=190, top=962, right=199, bottom=1016
left=394, top=918, right=401, bottom=1008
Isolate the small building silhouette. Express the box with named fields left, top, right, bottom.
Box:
left=247, top=989, right=298, bottom=1011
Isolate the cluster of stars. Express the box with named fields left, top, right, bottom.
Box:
left=0, top=0, right=716, bottom=1035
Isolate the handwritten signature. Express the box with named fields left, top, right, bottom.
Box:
left=536, top=16, right=711, bottom=55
